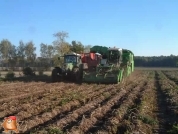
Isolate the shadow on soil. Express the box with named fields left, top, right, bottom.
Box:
left=0, top=75, right=118, bottom=85
left=0, top=75, right=83, bottom=85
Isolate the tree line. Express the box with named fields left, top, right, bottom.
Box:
left=134, top=55, right=178, bottom=67
left=0, top=31, right=91, bottom=70
left=0, top=30, right=177, bottom=71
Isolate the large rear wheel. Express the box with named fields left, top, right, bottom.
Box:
left=51, top=68, right=62, bottom=82
left=73, top=68, right=81, bottom=83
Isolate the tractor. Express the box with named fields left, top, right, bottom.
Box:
left=82, top=46, right=134, bottom=84
left=51, top=52, right=83, bottom=83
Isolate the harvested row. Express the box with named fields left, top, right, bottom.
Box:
left=15, top=84, right=107, bottom=121
left=158, top=71, right=178, bottom=107
left=44, top=80, right=140, bottom=130
left=0, top=82, right=97, bottom=105
left=0, top=82, right=94, bottom=101
left=0, top=84, right=100, bottom=124
left=0, top=84, right=104, bottom=121
left=154, top=71, right=178, bottom=133
left=110, top=71, right=158, bottom=134
left=20, top=71, right=148, bottom=133
left=67, top=73, right=150, bottom=133
left=20, top=85, right=121, bottom=133
left=0, top=81, right=33, bottom=88
left=0, top=84, right=101, bottom=132
left=86, top=74, right=152, bottom=134
left=162, top=70, right=178, bottom=85
left=0, top=71, right=156, bottom=134
left=0, top=83, right=67, bottom=103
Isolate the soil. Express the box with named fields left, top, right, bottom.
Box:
left=0, top=70, right=178, bottom=134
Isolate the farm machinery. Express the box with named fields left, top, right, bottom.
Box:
left=82, top=46, right=134, bottom=84
left=51, top=52, right=101, bottom=83
left=51, top=45, right=134, bottom=84
left=51, top=52, right=82, bottom=82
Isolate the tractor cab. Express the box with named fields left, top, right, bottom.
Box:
left=51, top=52, right=83, bottom=82
left=64, top=55, right=77, bottom=63
left=58, top=52, right=82, bottom=71
left=64, top=53, right=82, bottom=64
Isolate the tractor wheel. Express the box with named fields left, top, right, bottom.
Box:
left=75, top=71, right=80, bottom=82
left=51, top=69, right=57, bottom=82
left=73, top=68, right=81, bottom=83
left=51, top=68, right=62, bottom=82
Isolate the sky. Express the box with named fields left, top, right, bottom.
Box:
left=0, top=0, right=178, bottom=56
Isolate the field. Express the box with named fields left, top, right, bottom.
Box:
left=0, top=68, right=178, bottom=134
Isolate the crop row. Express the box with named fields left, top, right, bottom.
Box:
left=27, top=71, right=150, bottom=133
left=154, top=71, right=178, bottom=133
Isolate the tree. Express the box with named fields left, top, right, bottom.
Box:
left=40, top=43, right=54, bottom=70
left=8, top=45, right=17, bottom=69
left=0, top=39, right=13, bottom=68
left=70, top=41, right=84, bottom=53
left=53, top=31, right=71, bottom=66
left=134, top=55, right=178, bottom=67
left=47, top=45, right=54, bottom=59
left=53, top=31, right=70, bottom=55
left=17, top=40, right=26, bottom=68
left=25, top=41, right=36, bottom=66
left=47, top=45, right=54, bottom=68
left=84, top=45, right=92, bottom=53
left=40, top=43, right=48, bottom=58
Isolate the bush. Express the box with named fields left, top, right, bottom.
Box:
left=5, top=71, right=15, bottom=79
left=23, top=67, right=35, bottom=76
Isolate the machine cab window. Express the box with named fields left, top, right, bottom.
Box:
left=108, top=50, right=120, bottom=62
left=65, top=55, right=77, bottom=63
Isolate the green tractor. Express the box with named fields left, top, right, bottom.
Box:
left=82, top=46, right=134, bottom=84
left=51, top=52, right=83, bottom=83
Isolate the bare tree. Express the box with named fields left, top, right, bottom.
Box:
left=17, top=40, right=26, bottom=68
left=53, top=31, right=70, bottom=56
left=40, top=43, right=48, bottom=58
left=25, top=41, right=36, bottom=66
left=8, top=45, right=17, bottom=69
left=84, top=45, right=92, bottom=53
left=0, top=39, right=13, bottom=68
left=40, top=43, right=54, bottom=69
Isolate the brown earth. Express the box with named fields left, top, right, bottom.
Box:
left=0, top=69, right=178, bottom=134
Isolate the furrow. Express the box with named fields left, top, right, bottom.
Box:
left=69, top=80, right=148, bottom=133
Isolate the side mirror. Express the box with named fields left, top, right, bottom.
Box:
left=58, top=57, right=60, bottom=60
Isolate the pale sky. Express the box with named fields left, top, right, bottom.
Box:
left=0, top=0, right=178, bottom=56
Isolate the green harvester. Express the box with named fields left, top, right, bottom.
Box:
left=82, top=46, right=134, bottom=84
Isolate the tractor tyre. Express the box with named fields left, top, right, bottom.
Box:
left=73, top=68, right=81, bottom=83
left=51, top=68, right=62, bottom=82
left=51, top=68, right=57, bottom=82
